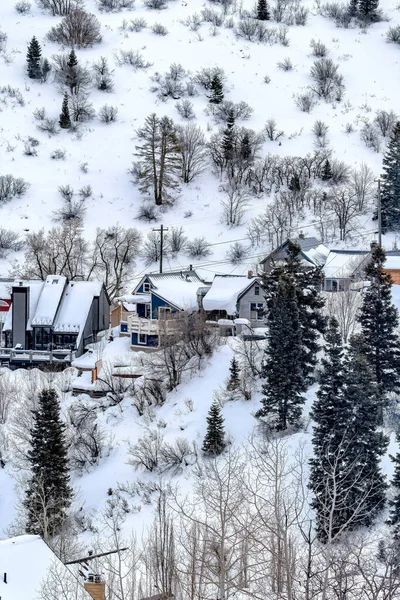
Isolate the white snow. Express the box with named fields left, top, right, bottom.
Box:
left=31, top=275, right=67, bottom=326
left=203, top=275, right=256, bottom=315
left=53, top=281, right=103, bottom=344
left=323, top=250, right=370, bottom=279
left=144, top=272, right=205, bottom=311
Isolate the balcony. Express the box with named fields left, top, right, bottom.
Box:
left=128, top=314, right=184, bottom=335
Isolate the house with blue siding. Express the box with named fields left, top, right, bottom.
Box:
left=122, top=269, right=207, bottom=350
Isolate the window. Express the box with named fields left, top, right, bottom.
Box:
left=138, top=333, right=147, bottom=345
left=250, top=302, right=264, bottom=321
left=254, top=286, right=260, bottom=296
left=143, top=282, right=150, bottom=292
left=158, top=307, right=171, bottom=319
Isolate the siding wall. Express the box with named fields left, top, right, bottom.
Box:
left=384, top=269, right=400, bottom=285
left=237, top=283, right=265, bottom=328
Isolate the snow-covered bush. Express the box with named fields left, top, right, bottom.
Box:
left=310, top=38, right=329, bottom=57
left=194, top=66, right=227, bottom=90
left=97, top=0, right=135, bottom=10
left=15, top=0, right=31, bottom=13
left=151, top=22, right=168, bottom=35
left=36, top=0, right=84, bottom=15
left=37, top=117, right=59, bottom=136
left=92, top=57, right=114, bottom=92
left=186, top=236, right=212, bottom=258
left=0, top=175, right=29, bottom=204
left=175, top=99, right=195, bottom=119
left=167, top=226, right=188, bottom=255
left=128, top=430, right=164, bottom=472
left=374, top=109, right=397, bottom=137
left=277, top=57, right=294, bottom=71
left=136, top=203, right=158, bottom=222
left=0, top=30, right=7, bottom=53
left=226, top=241, right=251, bottom=264
left=99, top=104, right=118, bottom=124
left=67, top=401, right=111, bottom=473
left=47, top=11, right=102, bottom=48
left=0, top=228, right=23, bottom=258
left=207, top=100, right=253, bottom=122
left=387, top=25, right=400, bottom=44
left=264, top=118, right=284, bottom=141
left=144, top=0, right=167, bottom=9
left=160, top=438, right=197, bottom=473
left=310, top=57, right=344, bottom=101
left=360, top=123, right=381, bottom=153
left=50, top=148, right=67, bottom=160
left=114, top=49, right=153, bottom=70
left=123, top=16, right=147, bottom=30
left=294, top=90, right=316, bottom=112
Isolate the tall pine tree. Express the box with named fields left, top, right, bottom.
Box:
left=381, top=122, right=400, bottom=231
left=358, top=0, right=379, bottom=20
left=263, top=242, right=325, bottom=386
left=309, top=318, right=349, bottom=541
left=222, top=109, right=236, bottom=163
left=209, top=74, right=224, bottom=104
left=26, top=36, right=42, bottom=80
left=257, top=277, right=305, bottom=431
left=227, top=357, right=240, bottom=391
left=359, top=245, right=400, bottom=423
left=202, top=400, right=226, bottom=455
left=256, top=0, right=270, bottom=20
left=59, top=92, right=71, bottom=129
left=24, top=389, right=72, bottom=539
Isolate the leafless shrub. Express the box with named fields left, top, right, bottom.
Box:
left=23, top=143, right=38, bottom=156
left=329, top=159, right=351, bottom=185
left=277, top=56, right=293, bottom=71
left=0, top=228, right=24, bottom=258
left=67, top=401, right=111, bottom=473
left=97, top=0, right=135, bottom=10
left=78, top=184, right=92, bottom=199
left=235, top=18, right=258, bottom=40
left=69, top=92, right=95, bottom=122
left=374, top=109, right=397, bottom=137
left=312, top=119, right=330, bottom=138
left=53, top=199, right=87, bottom=223
left=160, top=438, right=196, bottom=474
left=310, top=38, right=329, bottom=57
left=360, top=123, right=381, bottom=152
left=144, top=0, right=167, bottom=9
left=141, top=231, right=165, bottom=265
left=176, top=122, right=208, bottom=183
left=319, top=2, right=353, bottom=27
left=151, top=22, right=168, bottom=35
left=264, top=118, right=284, bottom=141
left=0, top=85, right=25, bottom=106
left=99, top=104, right=118, bottom=124
left=128, top=430, right=164, bottom=472
left=226, top=241, right=251, bottom=264
left=167, top=226, right=188, bottom=254
left=37, top=117, right=59, bottom=136
left=207, top=100, right=253, bottom=122
left=47, top=11, right=102, bottom=48
left=136, top=202, right=157, bottom=222
left=58, top=184, right=74, bottom=201
left=0, top=175, right=29, bottom=204
left=15, top=0, right=31, bottom=13
left=194, top=66, right=226, bottom=90
left=186, top=236, right=212, bottom=258
left=124, top=16, right=147, bottom=30
left=114, top=49, right=153, bottom=70
left=386, top=24, right=400, bottom=43
left=50, top=148, right=66, bottom=160
left=52, top=53, right=92, bottom=94
left=220, top=185, right=249, bottom=226
left=294, top=90, right=316, bottom=112
left=310, top=57, right=344, bottom=101
left=176, top=99, right=195, bottom=119
left=36, top=0, right=84, bottom=15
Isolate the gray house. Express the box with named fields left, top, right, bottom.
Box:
left=2, top=276, right=110, bottom=365
left=259, top=237, right=330, bottom=274
left=202, top=275, right=265, bottom=335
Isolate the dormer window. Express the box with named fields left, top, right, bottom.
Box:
left=52, top=279, right=59, bottom=285
left=143, top=282, right=150, bottom=292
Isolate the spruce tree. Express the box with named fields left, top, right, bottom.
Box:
left=59, top=92, right=71, bottom=129
left=309, top=318, right=348, bottom=540
left=388, top=434, right=400, bottom=538
left=257, top=277, right=305, bottom=431
left=358, top=0, right=379, bottom=20
left=239, top=131, right=252, bottom=163
left=227, top=357, right=240, bottom=391
left=321, top=159, right=333, bottom=181
left=256, top=0, right=270, bottom=20
left=340, top=335, right=388, bottom=530
left=359, top=245, right=400, bottom=423
left=263, top=242, right=325, bottom=386
left=381, top=122, right=400, bottom=231
left=202, top=400, right=226, bottom=455
left=66, top=49, right=80, bottom=95
left=26, top=36, right=42, bottom=80
left=24, top=389, right=72, bottom=539
left=209, top=74, right=224, bottom=104
left=348, top=0, right=358, bottom=16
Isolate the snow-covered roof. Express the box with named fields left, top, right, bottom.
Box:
left=3, top=280, right=45, bottom=332
left=53, top=281, right=103, bottom=344
left=0, top=535, right=89, bottom=600
left=31, top=275, right=67, bottom=326
left=203, top=276, right=257, bottom=315
left=303, top=243, right=330, bottom=267
left=115, top=294, right=152, bottom=304
left=323, top=250, right=370, bottom=279
left=134, top=271, right=206, bottom=311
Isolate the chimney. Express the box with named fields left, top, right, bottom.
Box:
left=84, top=575, right=105, bottom=600
left=247, top=270, right=253, bottom=279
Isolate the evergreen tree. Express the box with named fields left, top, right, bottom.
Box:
left=24, top=389, right=72, bottom=539
left=209, top=74, right=224, bottom=104
left=26, top=36, right=42, bottom=80
left=348, top=0, right=359, bottom=16
left=309, top=318, right=349, bottom=540
left=134, top=113, right=181, bottom=205
left=239, top=131, right=252, bottom=163
left=202, top=400, right=226, bottom=455
left=381, top=122, right=400, bottom=231
left=263, top=242, right=325, bottom=386
left=340, top=335, right=388, bottom=530
left=257, top=277, right=305, bottom=431
left=256, top=0, right=270, bottom=20
left=59, top=92, right=71, bottom=129
left=227, top=357, right=240, bottom=391
left=222, top=109, right=236, bottom=163
left=359, top=245, right=400, bottom=423
left=68, top=48, right=78, bottom=69
left=388, top=434, right=400, bottom=537
left=321, top=159, right=333, bottom=181
left=358, top=0, right=379, bottom=19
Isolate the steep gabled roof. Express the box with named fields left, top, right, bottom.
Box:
left=260, top=237, right=329, bottom=268
left=323, top=250, right=371, bottom=279
left=203, top=275, right=258, bottom=315
left=133, top=270, right=206, bottom=311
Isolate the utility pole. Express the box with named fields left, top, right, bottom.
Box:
left=375, top=178, right=382, bottom=247
left=152, top=224, right=169, bottom=273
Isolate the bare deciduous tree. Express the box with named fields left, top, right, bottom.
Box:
left=176, top=123, right=208, bottom=183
